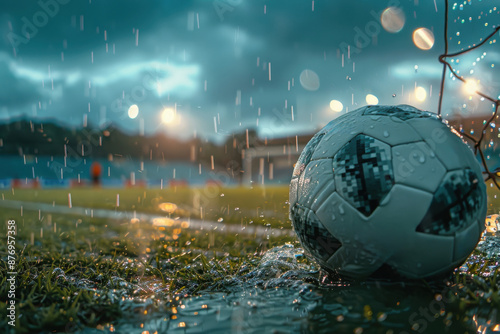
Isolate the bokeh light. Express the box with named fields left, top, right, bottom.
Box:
left=329, top=100, right=343, bottom=112
left=299, top=69, right=320, bottom=91
left=463, top=79, right=479, bottom=95
left=161, top=108, right=176, bottom=124
left=365, top=94, right=379, bottom=105
left=127, top=104, right=139, bottom=119
left=158, top=202, right=178, bottom=213
left=415, top=86, right=427, bottom=102
left=412, top=28, right=435, bottom=50
left=381, top=7, right=405, bottom=33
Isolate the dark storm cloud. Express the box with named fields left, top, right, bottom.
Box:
left=0, top=53, right=44, bottom=108
left=1, top=1, right=194, bottom=55
left=0, top=0, right=496, bottom=139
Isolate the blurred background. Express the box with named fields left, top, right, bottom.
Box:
left=0, top=0, right=498, bottom=187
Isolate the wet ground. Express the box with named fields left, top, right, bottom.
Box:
left=3, top=192, right=499, bottom=334
left=65, top=238, right=500, bottom=334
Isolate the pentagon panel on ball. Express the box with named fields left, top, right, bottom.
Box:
left=392, top=141, right=446, bottom=193
left=405, top=112, right=480, bottom=173
left=289, top=104, right=487, bottom=279
left=310, top=107, right=367, bottom=161
left=361, top=105, right=424, bottom=146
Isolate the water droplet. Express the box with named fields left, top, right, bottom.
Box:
left=52, top=268, right=64, bottom=276
left=339, top=205, right=345, bottom=215
left=331, top=214, right=336, bottom=221
left=383, top=131, right=389, bottom=138
left=377, top=313, right=387, bottom=322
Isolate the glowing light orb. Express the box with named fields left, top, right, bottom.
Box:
left=381, top=7, right=405, bottom=33
left=299, top=69, right=320, bottom=91
left=365, top=94, right=379, bottom=105
left=413, top=28, right=435, bottom=50
left=463, top=79, right=479, bottom=95
left=415, top=86, right=427, bottom=102
left=161, top=108, right=176, bottom=124
left=128, top=104, right=139, bottom=119
left=159, top=202, right=178, bottom=213
left=329, top=100, right=343, bottom=112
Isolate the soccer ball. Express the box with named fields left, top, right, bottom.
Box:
left=289, top=105, right=486, bottom=279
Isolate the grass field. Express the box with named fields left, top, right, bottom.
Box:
left=0, top=185, right=499, bottom=332
left=0, top=186, right=291, bottom=228
left=0, top=186, right=295, bottom=332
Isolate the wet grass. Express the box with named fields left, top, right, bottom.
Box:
left=0, top=186, right=499, bottom=332
left=0, top=204, right=295, bottom=333
left=487, top=182, right=500, bottom=215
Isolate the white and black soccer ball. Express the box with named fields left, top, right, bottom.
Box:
left=289, top=105, right=487, bottom=279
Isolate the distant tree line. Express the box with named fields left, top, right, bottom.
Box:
left=0, top=119, right=270, bottom=182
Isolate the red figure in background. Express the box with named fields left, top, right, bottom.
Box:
left=90, top=161, right=102, bottom=186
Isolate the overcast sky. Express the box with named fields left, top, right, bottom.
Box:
left=0, top=0, right=498, bottom=142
